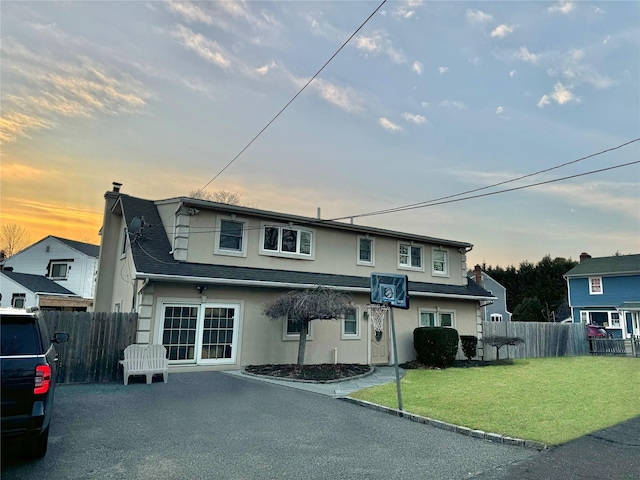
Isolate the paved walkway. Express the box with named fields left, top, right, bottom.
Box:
left=223, top=365, right=403, bottom=397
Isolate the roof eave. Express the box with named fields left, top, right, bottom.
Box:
left=136, top=272, right=495, bottom=301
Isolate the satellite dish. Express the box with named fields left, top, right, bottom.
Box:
left=129, top=217, right=142, bottom=236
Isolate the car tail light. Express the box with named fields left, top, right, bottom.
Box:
left=34, top=365, right=52, bottom=394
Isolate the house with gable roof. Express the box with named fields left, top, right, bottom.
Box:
left=470, top=265, right=512, bottom=323
left=564, top=253, right=640, bottom=339
left=94, top=183, right=496, bottom=371
left=2, top=235, right=99, bottom=310
left=0, top=270, right=77, bottom=309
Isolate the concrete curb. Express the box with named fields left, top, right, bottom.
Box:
left=240, top=366, right=376, bottom=384
left=340, top=397, right=549, bottom=451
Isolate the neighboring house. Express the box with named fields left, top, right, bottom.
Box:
left=0, top=270, right=77, bottom=309
left=2, top=235, right=99, bottom=311
left=95, top=184, right=495, bottom=371
left=470, top=265, right=512, bottom=322
left=564, top=253, right=640, bottom=339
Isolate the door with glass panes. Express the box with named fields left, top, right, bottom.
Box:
left=161, top=304, right=239, bottom=365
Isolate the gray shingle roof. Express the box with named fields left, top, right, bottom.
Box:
left=564, top=254, right=640, bottom=277
left=1, top=271, right=75, bottom=295
left=53, top=237, right=100, bottom=258
left=118, top=194, right=494, bottom=300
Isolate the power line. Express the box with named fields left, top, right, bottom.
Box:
left=194, top=0, right=388, bottom=196
left=331, top=160, right=639, bottom=218
left=330, top=138, right=640, bottom=221
left=149, top=158, right=640, bottom=236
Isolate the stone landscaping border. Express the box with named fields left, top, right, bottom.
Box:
left=240, top=366, right=375, bottom=384
left=340, top=397, right=548, bottom=451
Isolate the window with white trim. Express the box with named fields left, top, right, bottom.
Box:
left=341, top=308, right=361, bottom=339
left=589, top=277, right=602, bottom=295
left=398, top=243, right=423, bottom=270
left=260, top=223, right=315, bottom=259
left=610, top=312, right=621, bottom=328
left=284, top=318, right=313, bottom=341
left=419, top=309, right=456, bottom=328
left=357, top=236, right=374, bottom=266
left=580, top=311, right=588, bottom=324
left=214, top=216, right=247, bottom=257
left=490, top=313, right=503, bottom=322
left=49, top=262, right=69, bottom=279
left=432, top=248, right=448, bottom=276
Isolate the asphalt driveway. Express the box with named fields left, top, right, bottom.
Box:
left=2, top=371, right=535, bottom=480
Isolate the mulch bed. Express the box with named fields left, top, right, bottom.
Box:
left=244, top=363, right=371, bottom=382
left=401, top=359, right=514, bottom=370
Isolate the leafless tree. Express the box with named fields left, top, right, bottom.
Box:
left=189, top=189, right=241, bottom=205
left=263, top=286, right=355, bottom=365
left=0, top=223, right=31, bottom=258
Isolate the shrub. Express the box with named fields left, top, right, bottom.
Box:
left=413, top=327, right=459, bottom=368
left=460, top=335, right=478, bottom=361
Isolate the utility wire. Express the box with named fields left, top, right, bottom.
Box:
left=330, top=138, right=640, bottom=221
left=151, top=157, right=640, bottom=235
left=332, top=160, right=639, bottom=217
left=194, top=0, right=388, bottom=196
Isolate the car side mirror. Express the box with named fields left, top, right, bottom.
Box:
left=54, top=332, right=69, bottom=343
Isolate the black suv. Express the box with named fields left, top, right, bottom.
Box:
left=1, top=307, right=68, bottom=458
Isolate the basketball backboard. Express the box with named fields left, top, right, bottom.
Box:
left=370, top=273, right=409, bottom=310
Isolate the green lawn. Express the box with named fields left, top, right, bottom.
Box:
left=350, top=357, right=640, bottom=445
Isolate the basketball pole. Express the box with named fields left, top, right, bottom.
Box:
left=388, top=303, right=404, bottom=413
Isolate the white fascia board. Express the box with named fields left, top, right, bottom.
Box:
left=137, top=273, right=497, bottom=301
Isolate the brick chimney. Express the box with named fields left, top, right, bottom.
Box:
left=579, top=252, right=591, bottom=263
left=474, top=264, right=483, bottom=286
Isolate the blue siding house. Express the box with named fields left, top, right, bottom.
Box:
left=564, top=253, right=640, bottom=339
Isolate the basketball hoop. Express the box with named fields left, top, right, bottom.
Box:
left=365, top=303, right=389, bottom=333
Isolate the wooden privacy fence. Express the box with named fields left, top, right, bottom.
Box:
left=482, top=321, right=590, bottom=361
left=43, top=311, right=138, bottom=384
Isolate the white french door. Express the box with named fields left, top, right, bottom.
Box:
left=161, top=303, right=239, bottom=365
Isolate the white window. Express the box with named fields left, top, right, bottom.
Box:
left=114, top=302, right=121, bottom=313
left=284, top=318, right=313, bottom=341
left=214, top=216, right=247, bottom=257
left=12, top=294, right=26, bottom=308
left=357, top=236, right=374, bottom=266
left=580, top=311, right=588, bottom=324
left=50, top=262, right=69, bottom=279
left=260, top=223, right=315, bottom=260
left=589, top=277, right=603, bottom=295
left=610, top=312, right=621, bottom=328
left=398, top=242, right=423, bottom=270
left=419, top=309, right=456, bottom=328
left=432, top=248, right=449, bottom=276
left=160, top=303, right=240, bottom=365
left=490, top=313, right=503, bottom=322
left=341, top=308, right=361, bottom=339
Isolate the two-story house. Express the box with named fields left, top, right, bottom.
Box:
left=564, top=253, right=640, bottom=339
left=2, top=235, right=99, bottom=310
left=94, top=184, right=495, bottom=371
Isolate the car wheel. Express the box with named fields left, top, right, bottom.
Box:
left=26, top=426, right=49, bottom=458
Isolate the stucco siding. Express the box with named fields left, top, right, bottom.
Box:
left=142, top=282, right=480, bottom=371
left=174, top=209, right=465, bottom=286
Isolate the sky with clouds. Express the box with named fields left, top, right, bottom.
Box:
left=1, top=0, right=639, bottom=268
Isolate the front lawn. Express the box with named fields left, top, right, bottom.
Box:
left=349, top=356, right=640, bottom=445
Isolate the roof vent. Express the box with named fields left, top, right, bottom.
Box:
left=112, top=182, right=122, bottom=192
